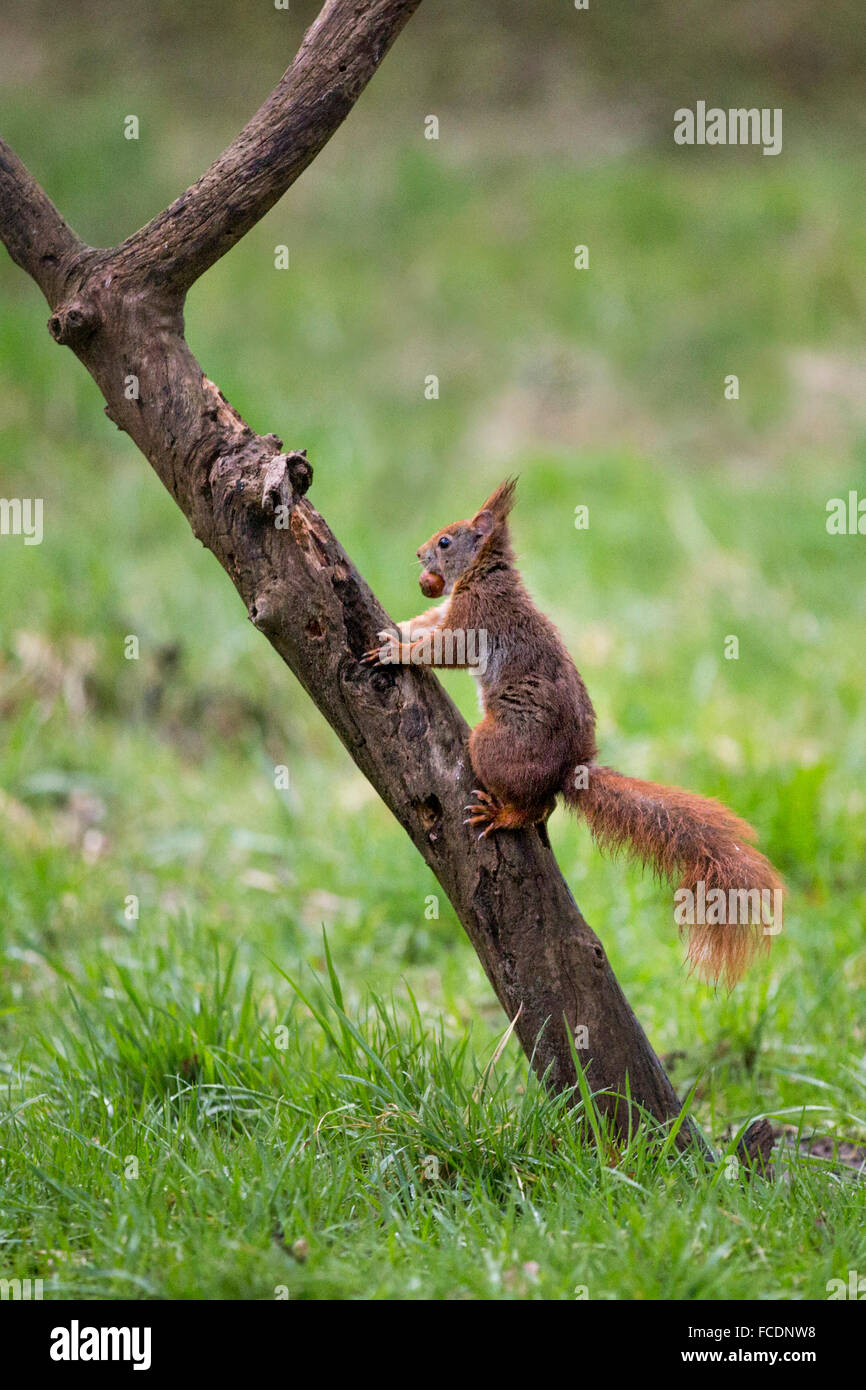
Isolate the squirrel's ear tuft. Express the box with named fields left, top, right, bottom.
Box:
left=476, top=476, right=517, bottom=525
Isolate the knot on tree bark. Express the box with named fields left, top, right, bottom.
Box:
left=248, top=592, right=280, bottom=633
left=47, top=299, right=99, bottom=348
left=261, top=450, right=313, bottom=515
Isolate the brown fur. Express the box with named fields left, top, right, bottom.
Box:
left=566, top=767, right=781, bottom=989
left=380, top=479, right=784, bottom=987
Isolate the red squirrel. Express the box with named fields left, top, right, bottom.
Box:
left=365, top=479, right=783, bottom=987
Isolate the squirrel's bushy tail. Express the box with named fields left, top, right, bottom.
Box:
left=564, top=765, right=783, bottom=988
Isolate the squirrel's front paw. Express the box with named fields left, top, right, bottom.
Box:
left=362, top=630, right=398, bottom=666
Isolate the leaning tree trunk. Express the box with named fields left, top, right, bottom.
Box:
left=0, top=0, right=711, bottom=1153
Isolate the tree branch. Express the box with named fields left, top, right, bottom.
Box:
left=115, top=0, right=424, bottom=295
left=0, top=0, right=710, bottom=1153
left=0, top=141, right=88, bottom=305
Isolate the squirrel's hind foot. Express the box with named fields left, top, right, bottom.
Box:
left=464, top=790, right=553, bottom=839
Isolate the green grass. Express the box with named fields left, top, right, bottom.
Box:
left=3, top=947, right=866, bottom=1300
left=1, top=20, right=865, bottom=1300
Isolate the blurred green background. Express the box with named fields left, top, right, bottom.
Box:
left=0, top=0, right=864, bottom=1299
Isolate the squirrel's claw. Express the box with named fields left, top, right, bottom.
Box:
left=464, top=791, right=502, bottom=837
left=464, top=816, right=495, bottom=842
left=363, top=631, right=399, bottom=666
left=469, top=789, right=498, bottom=806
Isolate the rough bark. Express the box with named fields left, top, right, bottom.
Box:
left=0, top=0, right=709, bottom=1151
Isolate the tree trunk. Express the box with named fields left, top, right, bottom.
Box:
left=0, top=0, right=709, bottom=1152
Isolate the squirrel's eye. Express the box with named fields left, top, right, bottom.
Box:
left=438, top=536, right=451, bottom=550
